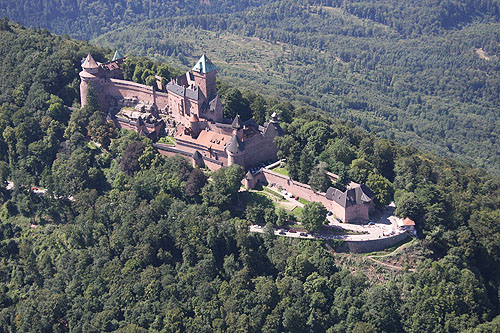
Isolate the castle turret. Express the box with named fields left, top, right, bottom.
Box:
left=226, top=134, right=244, bottom=166
left=112, top=49, right=124, bottom=61
left=231, top=115, right=244, bottom=140
left=79, top=53, right=100, bottom=107
left=189, top=113, right=200, bottom=138
left=192, top=55, right=217, bottom=101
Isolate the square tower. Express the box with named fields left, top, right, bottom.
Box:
left=192, top=55, right=217, bottom=101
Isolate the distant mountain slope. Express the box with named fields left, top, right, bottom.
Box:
left=0, top=0, right=273, bottom=40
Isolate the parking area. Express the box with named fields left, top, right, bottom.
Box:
left=249, top=203, right=406, bottom=242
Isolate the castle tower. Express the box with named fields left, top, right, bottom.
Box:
left=79, top=53, right=100, bottom=108
left=226, top=134, right=244, bottom=166
left=189, top=113, right=200, bottom=138
left=192, top=55, right=217, bottom=101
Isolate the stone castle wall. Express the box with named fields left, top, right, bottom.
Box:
left=342, top=232, right=410, bottom=253
left=240, top=133, right=279, bottom=168
left=258, top=167, right=370, bottom=222
left=102, top=79, right=156, bottom=106
left=154, top=144, right=223, bottom=171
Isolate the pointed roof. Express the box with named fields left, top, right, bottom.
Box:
left=245, top=171, right=254, bottom=180
left=112, top=50, right=123, bottom=61
left=82, top=53, right=98, bottom=69
left=231, top=115, right=243, bottom=129
left=192, top=54, right=217, bottom=74
left=226, top=134, right=244, bottom=154
left=135, top=117, right=145, bottom=128
left=193, top=150, right=203, bottom=162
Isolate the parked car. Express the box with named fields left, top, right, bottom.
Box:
left=327, top=211, right=333, bottom=216
left=300, top=232, right=308, bottom=237
left=367, top=221, right=375, bottom=226
left=279, top=230, right=286, bottom=235
left=288, top=228, right=297, bottom=233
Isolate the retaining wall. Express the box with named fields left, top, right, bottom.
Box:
left=342, top=232, right=410, bottom=254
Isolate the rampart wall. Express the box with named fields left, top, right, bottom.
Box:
left=259, top=168, right=348, bottom=220
left=341, top=232, right=410, bottom=254
left=154, top=144, right=224, bottom=171
left=240, top=134, right=279, bottom=168
left=103, top=79, right=156, bottom=106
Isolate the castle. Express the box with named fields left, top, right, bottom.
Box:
left=79, top=52, right=374, bottom=222
left=79, top=52, right=282, bottom=170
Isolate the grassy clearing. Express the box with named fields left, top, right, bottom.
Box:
left=263, top=187, right=286, bottom=201
left=272, top=166, right=289, bottom=177
left=291, top=206, right=303, bottom=218
left=158, top=136, right=176, bottom=145
left=298, top=197, right=309, bottom=205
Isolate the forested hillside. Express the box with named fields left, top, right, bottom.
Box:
left=1, top=21, right=500, bottom=332
left=0, top=0, right=273, bottom=40
left=2, top=0, right=499, bottom=175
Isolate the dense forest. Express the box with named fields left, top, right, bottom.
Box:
left=3, top=0, right=499, bottom=175
left=1, top=21, right=500, bottom=332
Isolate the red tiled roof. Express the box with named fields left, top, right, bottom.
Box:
left=403, top=217, right=415, bottom=226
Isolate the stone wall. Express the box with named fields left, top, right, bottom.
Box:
left=155, top=91, right=169, bottom=111
left=341, top=232, right=410, bottom=254
left=259, top=167, right=371, bottom=222
left=154, top=144, right=223, bottom=171
left=241, top=133, right=279, bottom=168
left=103, top=79, right=156, bottom=107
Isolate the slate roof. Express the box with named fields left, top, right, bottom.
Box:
left=192, top=54, right=217, bottom=74
left=167, top=83, right=202, bottom=101
left=226, top=134, right=244, bottom=154
left=82, top=53, right=98, bottom=69
left=185, top=87, right=202, bottom=101
left=265, top=121, right=284, bottom=136
left=192, top=150, right=203, bottom=163
left=209, top=95, right=222, bottom=111
left=232, top=115, right=243, bottom=129
left=325, top=184, right=374, bottom=208
left=112, top=50, right=123, bottom=61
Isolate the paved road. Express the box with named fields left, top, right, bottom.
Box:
left=249, top=203, right=407, bottom=242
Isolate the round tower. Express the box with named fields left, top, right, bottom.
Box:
left=79, top=53, right=100, bottom=107
left=189, top=113, right=200, bottom=138
left=231, top=115, right=244, bottom=140
left=226, top=134, right=244, bottom=166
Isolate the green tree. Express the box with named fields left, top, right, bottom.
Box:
left=202, top=165, right=245, bottom=208
left=349, top=158, right=375, bottom=184
left=222, top=88, right=252, bottom=121
left=301, top=202, right=327, bottom=232
left=309, top=163, right=332, bottom=192
left=366, top=173, right=394, bottom=207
